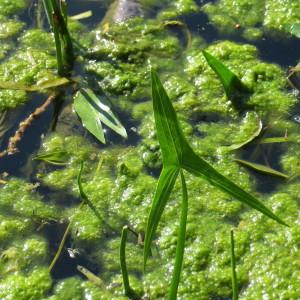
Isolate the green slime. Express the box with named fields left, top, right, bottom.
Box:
left=0, top=0, right=299, bottom=299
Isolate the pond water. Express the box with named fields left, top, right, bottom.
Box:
left=0, top=0, right=300, bottom=299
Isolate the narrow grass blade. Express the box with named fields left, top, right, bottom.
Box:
left=234, top=159, right=289, bottom=179
left=168, top=170, right=188, bottom=300
left=33, top=150, right=69, bottom=165
left=182, top=152, right=287, bottom=225
left=151, top=70, right=189, bottom=166
left=230, top=230, right=238, bottom=300
left=258, top=137, right=288, bottom=144
left=42, top=0, right=54, bottom=27
left=73, top=88, right=127, bottom=144
left=202, top=50, right=247, bottom=102
left=144, top=166, right=179, bottom=269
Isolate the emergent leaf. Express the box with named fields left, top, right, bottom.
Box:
left=144, top=166, right=179, bottom=269
left=202, top=50, right=247, bottom=101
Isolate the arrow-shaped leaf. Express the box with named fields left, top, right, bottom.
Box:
left=144, top=70, right=287, bottom=299
left=73, top=88, right=127, bottom=144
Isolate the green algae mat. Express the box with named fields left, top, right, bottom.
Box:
left=0, top=0, right=299, bottom=299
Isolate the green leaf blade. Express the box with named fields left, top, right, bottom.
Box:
left=202, top=50, right=246, bottom=100
left=234, top=159, right=289, bottom=179
left=151, top=70, right=189, bottom=166
left=289, top=23, right=300, bottom=38
left=33, top=150, right=69, bottom=165
left=182, top=151, right=287, bottom=226
left=73, top=88, right=127, bottom=144
left=143, top=166, right=179, bottom=269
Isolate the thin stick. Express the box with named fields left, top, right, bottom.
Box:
left=0, top=93, right=56, bottom=158
left=48, top=220, right=72, bottom=272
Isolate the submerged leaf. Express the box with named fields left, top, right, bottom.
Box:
left=227, top=114, right=262, bottom=150
left=33, top=151, right=69, bottom=165
left=73, top=88, right=127, bottom=144
left=234, top=159, right=289, bottom=179
left=288, top=23, right=300, bottom=38
left=0, top=77, right=69, bottom=91
left=258, top=137, right=288, bottom=144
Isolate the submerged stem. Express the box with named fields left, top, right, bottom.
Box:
left=48, top=220, right=72, bottom=272
left=231, top=229, right=238, bottom=300
left=168, top=170, right=188, bottom=300
left=120, top=226, right=140, bottom=299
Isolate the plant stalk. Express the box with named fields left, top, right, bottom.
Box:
left=231, top=229, right=238, bottom=300
left=168, top=170, right=188, bottom=300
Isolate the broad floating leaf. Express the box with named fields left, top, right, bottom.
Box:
left=33, top=150, right=69, bottom=165
left=234, top=159, right=289, bottom=179
left=73, top=88, right=127, bottom=144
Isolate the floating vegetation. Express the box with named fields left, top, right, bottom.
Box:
left=0, top=0, right=299, bottom=299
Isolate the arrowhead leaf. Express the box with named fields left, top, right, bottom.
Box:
left=73, top=88, right=127, bottom=144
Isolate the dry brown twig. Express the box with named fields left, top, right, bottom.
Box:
left=0, top=93, right=57, bottom=157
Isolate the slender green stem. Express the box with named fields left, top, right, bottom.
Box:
left=231, top=229, right=238, bottom=300
left=52, top=12, right=64, bottom=75
left=168, top=170, right=188, bottom=300
left=77, top=162, right=102, bottom=221
left=120, top=226, right=131, bottom=296
left=41, top=0, right=53, bottom=27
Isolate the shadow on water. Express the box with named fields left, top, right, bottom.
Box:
left=183, top=10, right=300, bottom=67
